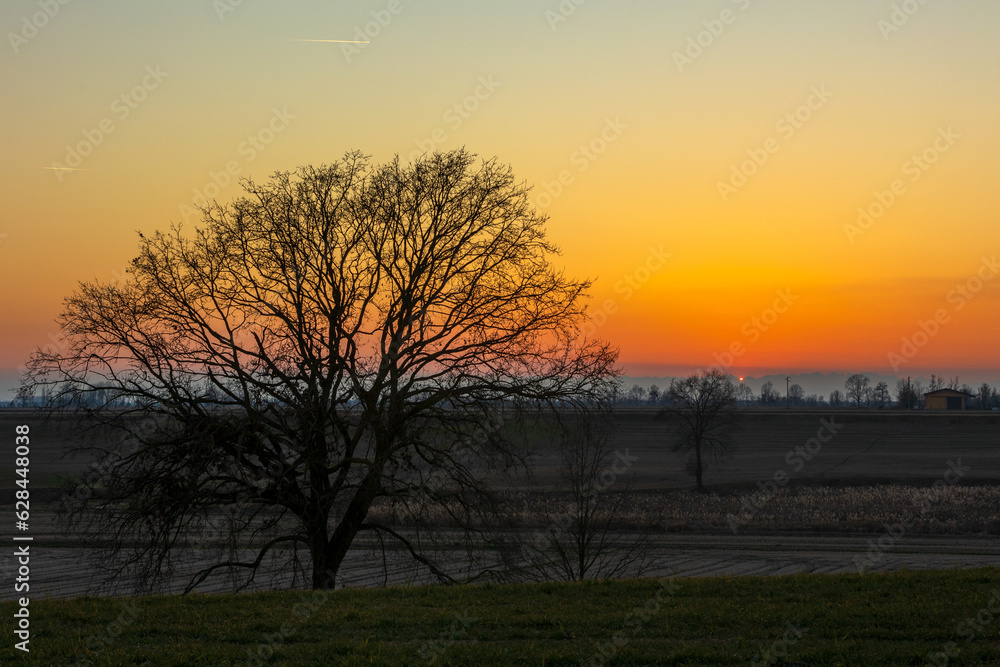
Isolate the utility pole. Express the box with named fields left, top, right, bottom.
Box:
left=786, top=376, right=790, bottom=409
left=907, top=376, right=911, bottom=411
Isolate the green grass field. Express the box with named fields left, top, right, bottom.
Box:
left=4, top=568, right=999, bottom=665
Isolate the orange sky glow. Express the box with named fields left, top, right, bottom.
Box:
left=1, top=1, right=998, bottom=393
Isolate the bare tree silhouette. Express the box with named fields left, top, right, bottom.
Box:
left=21, top=149, right=619, bottom=592
left=872, top=381, right=890, bottom=409
left=661, top=370, right=740, bottom=491
left=503, top=411, right=650, bottom=582
left=845, top=374, right=871, bottom=407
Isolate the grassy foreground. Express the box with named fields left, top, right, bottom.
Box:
left=3, top=569, right=1000, bottom=665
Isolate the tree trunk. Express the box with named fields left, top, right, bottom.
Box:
left=311, top=541, right=337, bottom=590
left=320, top=456, right=389, bottom=589
left=305, top=506, right=336, bottom=590
left=694, top=440, right=704, bottom=490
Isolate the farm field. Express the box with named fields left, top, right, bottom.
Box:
left=527, top=408, right=1000, bottom=490
left=2, top=408, right=997, bottom=601
left=4, top=408, right=999, bottom=492
left=4, top=528, right=998, bottom=601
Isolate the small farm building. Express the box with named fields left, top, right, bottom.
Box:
left=923, top=388, right=974, bottom=411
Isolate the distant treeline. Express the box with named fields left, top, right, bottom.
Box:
left=617, top=373, right=1000, bottom=410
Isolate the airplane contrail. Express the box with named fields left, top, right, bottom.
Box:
left=290, top=39, right=371, bottom=44
left=42, top=166, right=88, bottom=171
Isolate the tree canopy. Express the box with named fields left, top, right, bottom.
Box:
left=23, top=149, right=619, bottom=591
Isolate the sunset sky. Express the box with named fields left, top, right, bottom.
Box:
left=2, top=0, right=999, bottom=395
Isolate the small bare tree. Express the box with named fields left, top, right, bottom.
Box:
left=626, top=384, right=647, bottom=405
left=978, top=383, right=994, bottom=410
left=662, top=370, right=740, bottom=491
left=507, top=411, right=650, bottom=582
left=895, top=379, right=915, bottom=409
left=759, top=381, right=779, bottom=406
left=872, top=381, right=890, bottom=409
left=845, top=374, right=871, bottom=407
left=735, top=381, right=754, bottom=406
